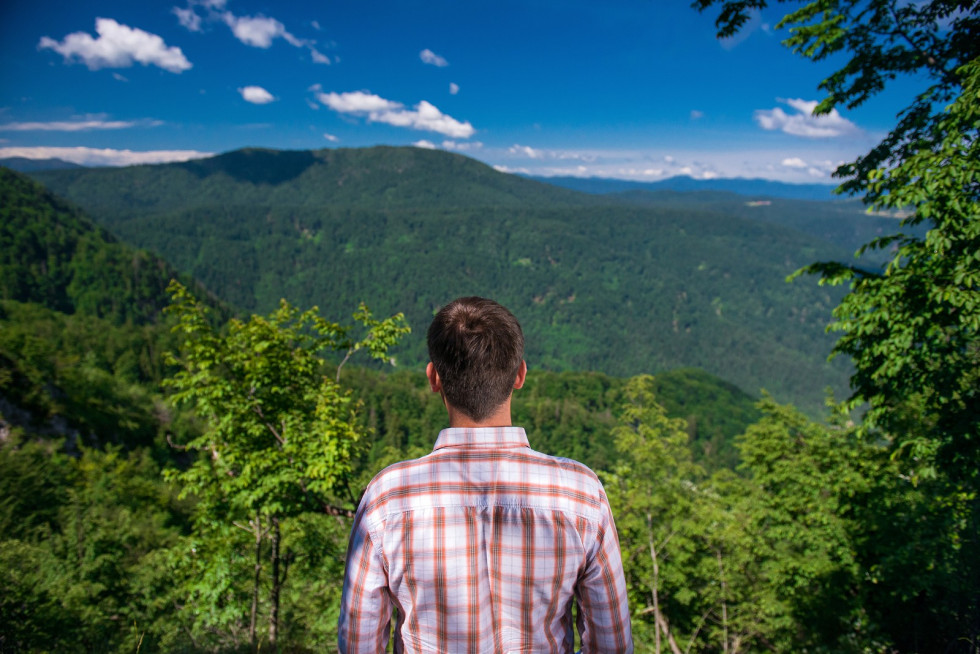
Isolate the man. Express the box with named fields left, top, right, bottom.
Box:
left=338, top=297, right=632, bottom=653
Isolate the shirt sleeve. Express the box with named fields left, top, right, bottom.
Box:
left=576, top=484, right=633, bottom=653
left=338, top=504, right=392, bottom=653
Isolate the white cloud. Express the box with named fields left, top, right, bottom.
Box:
left=781, top=157, right=808, bottom=168
left=493, top=164, right=532, bottom=175
left=317, top=91, right=475, bottom=138
left=509, top=144, right=544, bottom=159
left=222, top=13, right=291, bottom=48
left=112, top=72, right=128, bottom=82
left=420, top=48, right=448, bottom=67
left=174, top=7, right=202, bottom=31
left=755, top=98, right=859, bottom=138
left=0, top=119, right=161, bottom=131
left=449, top=82, right=459, bottom=95
left=310, top=47, right=330, bottom=64
left=311, top=20, right=321, bottom=31
left=506, top=144, right=597, bottom=163
left=238, top=86, right=275, bottom=104
left=0, top=146, right=211, bottom=167
left=413, top=140, right=437, bottom=149
left=323, top=133, right=338, bottom=142
left=719, top=8, right=762, bottom=49
left=176, top=3, right=328, bottom=63
left=39, top=18, right=192, bottom=73
left=442, top=140, right=483, bottom=151
left=318, top=91, right=400, bottom=113
left=690, top=110, right=704, bottom=120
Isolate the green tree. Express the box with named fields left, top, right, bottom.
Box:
left=162, top=281, right=408, bottom=650
left=690, top=5, right=979, bottom=646
left=605, top=376, right=707, bottom=652
left=694, top=0, right=979, bottom=482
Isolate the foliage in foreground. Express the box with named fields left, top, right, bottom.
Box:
left=610, top=377, right=978, bottom=653
left=161, top=282, right=408, bottom=650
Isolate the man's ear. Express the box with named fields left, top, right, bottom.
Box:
left=513, top=360, right=527, bottom=390
left=426, top=362, right=442, bottom=393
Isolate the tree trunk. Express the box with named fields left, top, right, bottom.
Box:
left=250, top=514, right=262, bottom=651
left=269, top=515, right=281, bottom=649
left=649, top=515, right=683, bottom=654
left=716, top=548, right=729, bottom=654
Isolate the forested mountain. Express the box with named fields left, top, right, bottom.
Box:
left=0, top=167, right=223, bottom=447
left=1, top=160, right=758, bottom=460
left=530, top=173, right=839, bottom=200
left=0, top=157, right=84, bottom=173
left=0, top=167, right=191, bottom=324
left=31, top=146, right=854, bottom=414
left=607, top=188, right=914, bottom=263
left=1, top=166, right=767, bottom=651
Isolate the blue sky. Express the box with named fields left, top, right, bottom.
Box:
left=0, top=0, right=918, bottom=183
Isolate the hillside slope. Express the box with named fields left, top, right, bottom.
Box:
left=1, top=167, right=190, bottom=324
left=31, top=147, right=854, bottom=414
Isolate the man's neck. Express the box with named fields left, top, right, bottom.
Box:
left=446, top=398, right=513, bottom=428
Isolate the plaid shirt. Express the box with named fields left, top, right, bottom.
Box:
left=338, top=426, right=632, bottom=653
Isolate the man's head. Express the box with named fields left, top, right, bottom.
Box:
left=427, top=296, right=525, bottom=422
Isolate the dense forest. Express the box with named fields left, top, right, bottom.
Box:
left=29, top=145, right=855, bottom=416
left=2, top=1, right=979, bottom=651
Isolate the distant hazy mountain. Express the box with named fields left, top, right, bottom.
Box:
left=30, top=146, right=855, bottom=415
left=531, top=174, right=838, bottom=201
left=1, top=157, right=84, bottom=173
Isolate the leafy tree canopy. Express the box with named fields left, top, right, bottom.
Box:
left=695, top=0, right=980, bottom=482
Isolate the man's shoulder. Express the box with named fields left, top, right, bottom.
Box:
left=357, top=443, right=609, bottom=521
left=361, top=452, right=434, bottom=493
left=527, top=449, right=604, bottom=486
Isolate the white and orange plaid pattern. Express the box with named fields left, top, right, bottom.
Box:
left=339, top=427, right=633, bottom=653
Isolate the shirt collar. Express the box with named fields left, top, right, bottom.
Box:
left=433, top=426, right=530, bottom=451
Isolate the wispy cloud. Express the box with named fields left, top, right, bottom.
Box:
left=173, top=7, right=202, bottom=31
left=317, top=90, right=475, bottom=138
left=480, top=144, right=849, bottom=183
left=222, top=13, right=297, bottom=47
left=755, top=98, right=859, bottom=138
left=175, top=2, right=329, bottom=64
left=782, top=156, right=841, bottom=177
left=0, top=146, right=211, bottom=167
left=420, top=48, right=449, bottom=67
left=39, top=18, right=192, bottom=73
left=507, top=144, right=597, bottom=162
left=238, top=86, right=275, bottom=104
left=690, top=110, right=704, bottom=120
left=449, top=82, right=459, bottom=95
left=718, top=8, right=762, bottom=50
left=414, top=140, right=485, bottom=152
left=509, top=144, right=544, bottom=159
left=310, top=47, right=330, bottom=64
left=323, top=132, right=339, bottom=142
left=0, top=118, right=162, bottom=131
left=442, top=140, right=483, bottom=151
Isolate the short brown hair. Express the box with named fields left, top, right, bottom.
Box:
left=427, top=297, right=525, bottom=421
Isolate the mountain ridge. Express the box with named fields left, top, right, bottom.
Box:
left=531, top=173, right=839, bottom=201
left=27, top=146, right=855, bottom=415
